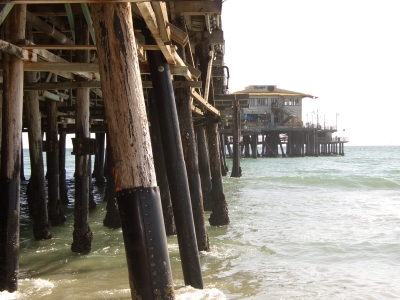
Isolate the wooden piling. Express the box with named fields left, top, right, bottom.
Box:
left=58, top=125, right=69, bottom=204
left=92, top=133, right=106, bottom=184
left=46, top=75, right=65, bottom=226
left=251, top=134, right=258, bottom=158
left=196, top=36, right=229, bottom=226
left=231, top=99, right=241, bottom=177
left=220, top=133, right=228, bottom=175
left=144, top=27, right=203, bottom=288
left=176, top=87, right=210, bottom=251
left=71, top=15, right=93, bottom=254
left=103, top=135, right=121, bottom=229
left=196, top=125, right=213, bottom=211
left=91, top=3, right=175, bottom=298
left=0, top=5, right=26, bottom=292
left=23, top=24, right=51, bottom=240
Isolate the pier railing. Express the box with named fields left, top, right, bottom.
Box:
left=318, top=136, right=349, bottom=143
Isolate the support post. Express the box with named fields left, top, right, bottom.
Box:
left=91, top=4, right=175, bottom=298
left=196, top=125, right=213, bottom=211
left=92, top=133, right=106, bottom=184
left=45, top=75, right=66, bottom=226
left=103, top=134, right=121, bottom=229
left=147, top=89, right=176, bottom=236
left=196, top=36, right=229, bottom=226
left=59, top=124, right=69, bottom=204
left=230, top=99, right=241, bottom=177
left=24, top=24, right=51, bottom=240
left=144, top=28, right=203, bottom=289
left=251, top=134, right=258, bottom=158
left=0, top=4, right=26, bottom=292
left=176, top=87, right=210, bottom=251
left=71, top=14, right=93, bottom=254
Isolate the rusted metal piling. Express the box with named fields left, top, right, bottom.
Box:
left=148, top=90, right=176, bottom=236
left=145, top=29, right=203, bottom=288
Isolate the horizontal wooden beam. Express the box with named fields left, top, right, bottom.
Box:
left=18, top=80, right=202, bottom=91
left=23, top=61, right=194, bottom=78
left=0, top=39, right=36, bottom=61
left=190, top=89, right=219, bottom=116
left=21, top=44, right=97, bottom=50
left=24, top=61, right=99, bottom=72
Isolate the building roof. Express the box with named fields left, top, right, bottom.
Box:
left=234, top=85, right=318, bottom=99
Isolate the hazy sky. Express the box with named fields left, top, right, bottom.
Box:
left=222, top=0, right=400, bottom=145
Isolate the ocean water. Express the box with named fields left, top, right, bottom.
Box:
left=1, top=146, right=400, bottom=299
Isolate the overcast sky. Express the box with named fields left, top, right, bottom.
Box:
left=222, top=0, right=400, bottom=145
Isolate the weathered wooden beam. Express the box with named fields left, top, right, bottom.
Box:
left=191, top=104, right=203, bottom=115
left=0, top=39, right=36, bottom=61
left=24, top=61, right=98, bottom=72
left=21, top=44, right=97, bottom=50
left=152, top=2, right=170, bottom=43
left=203, top=49, right=214, bottom=103
left=190, top=89, right=220, bottom=116
left=136, top=2, right=175, bottom=64
left=168, top=22, right=188, bottom=46
left=23, top=61, right=194, bottom=78
left=20, top=80, right=201, bottom=90
left=0, top=3, right=14, bottom=25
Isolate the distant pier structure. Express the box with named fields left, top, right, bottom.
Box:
left=217, top=85, right=349, bottom=161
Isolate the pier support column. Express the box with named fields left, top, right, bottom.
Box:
left=196, top=125, right=213, bottom=211
left=251, top=134, right=258, bottom=158
left=243, top=135, right=251, bottom=157
left=231, top=99, right=241, bottom=177
left=46, top=76, right=65, bottom=226
left=71, top=15, right=93, bottom=254
left=59, top=125, right=69, bottom=204
left=220, top=133, right=228, bottom=175
left=103, top=134, right=121, bottom=229
left=148, top=90, right=175, bottom=236
left=196, top=36, right=229, bottom=226
left=24, top=24, right=51, bottom=240
left=92, top=133, right=106, bottom=184
left=144, top=28, right=203, bottom=288
left=91, top=4, right=175, bottom=298
left=176, top=87, right=209, bottom=251
left=0, top=5, right=26, bottom=292
left=225, top=135, right=232, bottom=158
